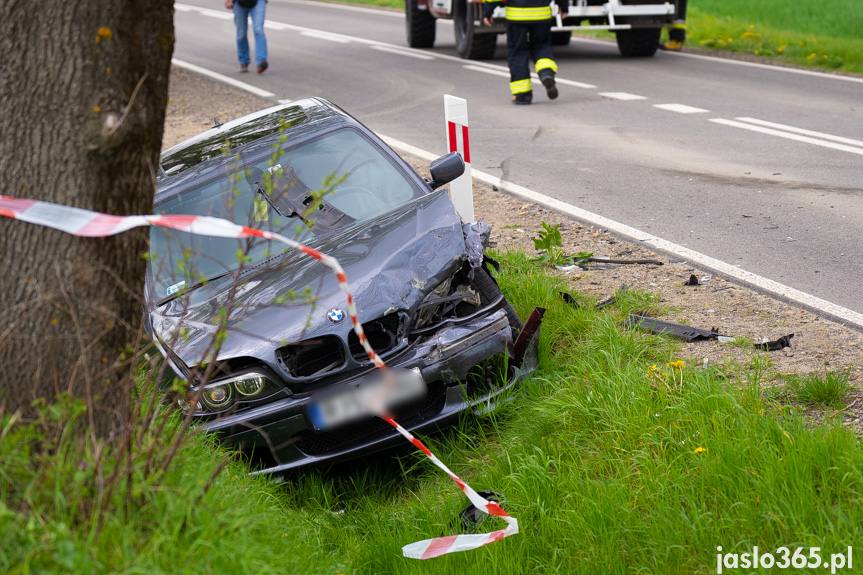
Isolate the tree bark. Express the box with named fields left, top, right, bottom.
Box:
left=0, top=0, right=175, bottom=435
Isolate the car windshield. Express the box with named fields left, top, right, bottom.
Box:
left=149, top=128, right=422, bottom=303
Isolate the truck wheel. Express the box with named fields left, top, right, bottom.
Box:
left=453, top=0, right=497, bottom=60
left=406, top=0, right=436, bottom=48
left=615, top=28, right=660, bottom=57
left=551, top=31, right=571, bottom=46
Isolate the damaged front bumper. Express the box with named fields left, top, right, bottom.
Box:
left=204, top=308, right=539, bottom=474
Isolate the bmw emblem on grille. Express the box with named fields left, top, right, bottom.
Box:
left=327, top=308, right=345, bottom=323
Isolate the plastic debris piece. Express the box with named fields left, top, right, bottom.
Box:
left=754, top=333, right=794, bottom=351
left=627, top=314, right=795, bottom=352
left=448, top=490, right=503, bottom=535
left=559, top=291, right=581, bottom=308
left=626, top=314, right=721, bottom=342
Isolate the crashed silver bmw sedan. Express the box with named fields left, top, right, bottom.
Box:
left=146, top=98, right=540, bottom=473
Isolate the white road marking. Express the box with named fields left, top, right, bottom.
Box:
left=371, top=45, right=435, bottom=60
left=599, top=92, right=647, bottom=100
left=736, top=117, right=863, bottom=148
left=570, top=35, right=863, bottom=85
left=464, top=65, right=511, bottom=79
left=274, top=0, right=406, bottom=18
left=179, top=4, right=233, bottom=19
left=710, top=118, right=863, bottom=156
left=378, top=133, right=863, bottom=330
left=555, top=78, right=597, bottom=89
left=653, top=103, right=709, bottom=114
left=300, top=30, right=351, bottom=43
left=171, top=58, right=276, bottom=98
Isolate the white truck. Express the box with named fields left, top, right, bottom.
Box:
left=406, top=0, right=680, bottom=60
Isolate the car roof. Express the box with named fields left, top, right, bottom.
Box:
left=156, top=97, right=352, bottom=197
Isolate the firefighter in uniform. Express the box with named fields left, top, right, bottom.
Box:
left=660, top=0, right=687, bottom=51
left=482, top=0, right=568, bottom=105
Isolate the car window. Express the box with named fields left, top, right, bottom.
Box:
left=150, top=128, right=423, bottom=303
left=256, top=129, right=419, bottom=221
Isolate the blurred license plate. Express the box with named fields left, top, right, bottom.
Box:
left=306, top=368, right=426, bottom=431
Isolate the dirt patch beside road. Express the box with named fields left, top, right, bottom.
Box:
left=164, top=66, right=863, bottom=429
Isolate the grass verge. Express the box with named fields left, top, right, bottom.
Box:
left=686, top=1, right=863, bottom=74
left=2, top=250, right=861, bottom=573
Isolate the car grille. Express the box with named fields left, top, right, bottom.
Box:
left=277, top=335, right=346, bottom=379
left=348, top=313, right=402, bottom=360
left=295, top=380, right=445, bottom=456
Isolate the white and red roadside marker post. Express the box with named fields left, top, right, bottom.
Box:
left=444, top=94, right=474, bottom=222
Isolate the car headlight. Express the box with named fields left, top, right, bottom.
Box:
left=201, top=383, right=234, bottom=410
left=180, top=371, right=284, bottom=415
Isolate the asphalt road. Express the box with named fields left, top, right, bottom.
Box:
left=172, top=0, right=863, bottom=317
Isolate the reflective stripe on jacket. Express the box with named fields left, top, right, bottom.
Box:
left=483, top=0, right=562, bottom=22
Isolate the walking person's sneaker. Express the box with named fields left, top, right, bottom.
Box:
left=512, top=93, right=532, bottom=105
left=240, top=63, right=249, bottom=73
left=257, top=60, right=269, bottom=74
left=541, top=75, right=558, bottom=100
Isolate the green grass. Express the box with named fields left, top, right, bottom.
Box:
left=785, top=370, right=853, bottom=408
left=686, top=1, right=863, bottom=74
left=3, top=251, right=862, bottom=573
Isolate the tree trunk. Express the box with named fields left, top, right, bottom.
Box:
left=0, top=0, right=175, bottom=435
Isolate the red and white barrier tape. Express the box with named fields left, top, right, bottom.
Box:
left=0, top=195, right=518, bottom=558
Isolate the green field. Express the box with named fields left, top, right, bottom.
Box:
left=686, top=0, right=863, bottom=73
left=4, top=251, right=861, bottom=573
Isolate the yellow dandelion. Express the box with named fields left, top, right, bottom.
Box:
left=754, top=49, right=759, bottom=55
left=694, top=446, right=707, bottom=454
left=777, top=45, right=786, bottom=53
left=742, top=32, right=753, bottom=39
left=807, top=53, right=817, bottom=60
left=727, top=38, right=733, bottom=43
left=748, top=24, right=754, bottom=29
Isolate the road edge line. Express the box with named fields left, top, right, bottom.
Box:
left=172, top=58, right=276, bottom=98
left=379, top=134, right=863, bottom=332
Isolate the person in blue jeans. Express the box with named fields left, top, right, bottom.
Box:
left=224, top=0, right=268, bottom=73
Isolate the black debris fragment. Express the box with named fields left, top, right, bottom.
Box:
left=448, top=490, right=504, bottom=535
left=626, top=315, right=794, bottom=352
left=754, top=333, right=794, bottom=351
left=625, top=314, right=721, bottom=342
left=583, top=255, right=663, bottom=266
left=559, top=291, right=581, bottom=308
left=683, top=274, right=700, bottom=286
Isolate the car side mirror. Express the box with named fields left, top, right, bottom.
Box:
left=428, top=152, right=465, bottom=189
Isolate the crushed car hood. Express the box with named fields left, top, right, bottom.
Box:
left=150, top=189, right=466, bottom=369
